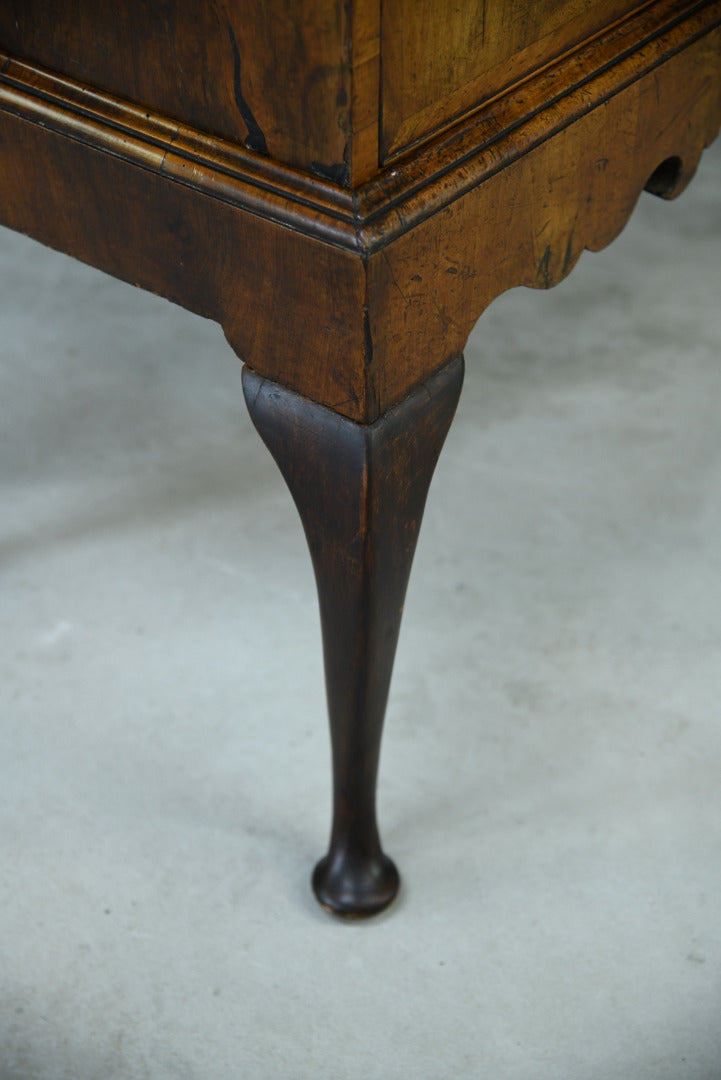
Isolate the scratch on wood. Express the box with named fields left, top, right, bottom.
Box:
left=562, top=226, right=576, bottom=277
left=382, top=250, right=410, bottom=303
left=227, top=21, right=268, bottom=155
left=538, top=244, right=552, bottom=287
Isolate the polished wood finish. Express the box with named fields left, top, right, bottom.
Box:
left=243, top=358, right=464, bottom=916
left=0, top=0, right=719, bottom=913
left=381, top=0, right=646, bottom=158
left=0, top=1, right=354, bottom=180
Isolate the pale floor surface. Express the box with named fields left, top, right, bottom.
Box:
left=1, top=141, right=720, bottom=1080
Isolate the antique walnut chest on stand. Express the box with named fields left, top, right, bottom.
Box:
left=0, top=2, right=719, bottom=917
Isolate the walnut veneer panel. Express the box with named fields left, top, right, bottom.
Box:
left=381, top=0, right=648, bottom=158
left=0, top=0, right=354, bottom=180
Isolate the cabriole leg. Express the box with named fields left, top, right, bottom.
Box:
left=243, top=357, right=464, bottom=916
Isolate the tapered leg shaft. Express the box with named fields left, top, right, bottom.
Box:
left=243, top=357, right=464, bottom=916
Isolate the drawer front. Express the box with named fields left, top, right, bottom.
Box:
left=0, top=0, right=351, bottom=179
left=381, top=0, right=648, bottom=160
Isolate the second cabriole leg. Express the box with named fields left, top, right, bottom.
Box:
left=243, top=357, right=464, bottom=916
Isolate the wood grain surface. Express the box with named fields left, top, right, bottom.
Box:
left=381, top=0, right=647, bottom=158
left=0, top=0, right=354, bottom=180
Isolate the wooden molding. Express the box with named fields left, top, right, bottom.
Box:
left=0, top=53, right=360, bottom=251
left=2, top=1, right=718, bottom=254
